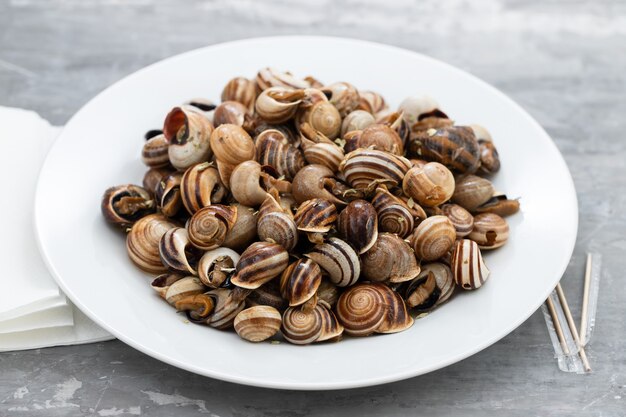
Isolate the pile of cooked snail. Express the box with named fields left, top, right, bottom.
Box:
left=102, top=67, right=520, bottom=345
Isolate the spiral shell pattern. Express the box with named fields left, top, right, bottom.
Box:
left=451, top=239, right=490, bottom=290
left=297, top=101, right=342, bottom=140
left=188, top=205, right=237, bottom=250
left=221, top=76, right=257, bottom=112
left=257, top=210, right=298, bottom=252
left=206, top=288, right=249, bottom=329
left=411, top=215, right=456, bottom=262
left=344, top=124, right=403, bottom=155
left=468, top=213, right=509, bottom=249
left=280, top=259, right=322, bottom=307
left=317, top=301, right=344, bottom=342
left=302, top=142, right=344, bottom=173
left=294, top=198, right=337, bottom=233
left=371, top=186, right=414, bottom=238
left=375, top=284, right=414, bottom=334
left=234, top=306, right=282, bottom=342
left=210, top=124, right=256, bottom=166
left=337, top=200, right=378, bottom=254
left=231, top=242, right=289, bottom=290
left=339, top=149, right=412, bottom=190
left=409, top=126, right=480, bottom=174
left=305, top=238, right=360, bottom=287
left=141, top=134, right=170, bottom=168
left=180, top=163, right=226, bottom=214
left=281, top=305, right=323, bottom=345
left=361, top=233, right=420, bottom=283
left=402, top=162, right=455, bottom=208
left=256, top=67, right=310, bottom=91
left=158, top=227, right=198, bottom=275
left=255, top=87, right=304, bottom=124
left=341, top=110, right=375, bottom=136
left=335, top=283, right=386, bottom=336
left=255, top=129, right=304, bottom=180
left=126, top=214, right=177, bottom=273
left=441, top=203, right=474, bottom=237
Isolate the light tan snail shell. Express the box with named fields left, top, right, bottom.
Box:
left=339, top=149, right=412, bottom=191
left=234, top=306, right=282, bottom=342
left=257, top=192, right=298, bottom=251
left=402, top=162, right=455, bottom=207
left=163, top=107, right=213, bottom=171
left=441, top=203, right=474, bottom=238
left=187, top=205, right=237, bottom=250
left=452, top=174, right=495, bottom=211
left=410, top=215, right=456, bottom=261
left=361, top=233, right=420, bottom=283
left=468, top=213, right=509, bottom=249
left=197, top=248, right=240, bottom=288
left=126, top=214, right=178, bottom=273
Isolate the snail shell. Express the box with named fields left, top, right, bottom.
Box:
left=322, top=81, right=360, bottom=117
left=468, top=213, right=509, bottom=249
left=143, top=166, right=175, bottom=195
left=361, top=233, right=420, bottom=283
left=398, top=95, right=447, bottom=126
left=335, top=283, right=385, bottom=336
left=197, top=248, right=240, bottom=288
left=141, top=134, right=170, bottom=168
left=339, top=149, right=412, bottom=191
left=404, top=271, right=438, bottom=311
left=101, top=184, right=155, bottom=228
left=370, top=186, right=414, bottom=238
left=158, top=227, right=200, bottom=275
left=155, top=172, right=184, bottom=218
left=478, top=140, right=500, bottom=175
left=402, top=162, right=455, bottom=207
left=257, top=192, right=298, bottom=251
left=180, top=162, right=226, bottom=214
left=411, top=116, right=454, bottom=133
left=441, top=203, right=474, bottom=237
left=222, top=204, right=258, bottom=251
left=230, top=161, right=292, bottom=207
left=246, top=280, right=288, bottom=311
left=234, top=306, right=282, bottom=342
left=299, top=123, right=344, bottom=172
left=213, top=101, right=250, bottom=128
left=255, top=87, right=305, bottom=124
left=294, top=198, right=338, bottom=234
left=204, top=287, right=250, bottom=329
left=231, top=241, right=289, bottom=290
left=375, top=283, right=414, bottom=334
left=305, top=238, right=360, bottom=287
left=221, top=76, right=257, bottom=113
left=163, top=107, right=213, bottom=171
left=255, top=67, right=310, bottom=91
left=409, top=126, right=480, bottom=174
left=126, top=214, right=177, bottom=273
left=316, top=300, right=344, bottom=342
left=281, top=304, right=323, bottom=345
left=150, top=272, right=184, bottom=299
left=292, top=165, right=347, bottom=205
left=164, top=276, right=205, bottom=306
left=187, top=204, right=237, bottom=250
left=378, top=111, right=411, bottom=148
left=210, top=124, right=255, bottom=166
left=316, top=279, right=339, bottom=307
left=255, top=129, right=304, bottom=180
left=296, top=100, right=342, bottom=140
left=410, top=215, right=456, bottom=261
left=344, top=124, right=404, bottom=155
left=451, top=239, right=490, bottom=290
left=421, top=262, right=455, bottom=307
left=452, top=174, right=495, bottom=211
left=341, top=110, right=375, bottom=137
left=474, top=194, right=520, bottom=217
left=280, top=258, right=323, bottom=307
left=357, top=90, right=388, bottom=116
left=337, top=200, right=378, bottom=254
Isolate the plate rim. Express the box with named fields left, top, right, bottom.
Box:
left=34, top=35, right=578, bottom=390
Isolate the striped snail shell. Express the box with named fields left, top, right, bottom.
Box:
left=222, top=204, right=258, bottom=252
left=187, top=204, right=237, bottom=250
left=255, top=129, right=304, bottom=180
left=197, top=248, right=240, bottom=288
left=101, top=184, right=155, bottom=228
left=411, top=116, right=454, bottom=133
left=143, top=166, right=175, bottom=196
left=402, top=162, right=455, bottom=208
left=375, top=283, right=414, bottom=334
left=344, top=124, right=404, bottom=155
left=357, top=90, right=388, bottom=116
left=339, top=148, right=412, bottom=191
left=421, top=262, right=455, bottom=308
left=296, top=100, right=342, bottom=140
left=231, top=242, right=289, bottom=290
left=451, top=239, right=490, bottom=290
left=204, top=287, right=250, bottom=329
left=163, top=107, right=213, bottom=171
left=316, top=279, right=339, bottom=307
left=158, top=227, right=200, bottom=275
left=180, top=162, right=226, bottom=214
left=409, top=126, right=480, bottom=174
left=321, top=81, right=360, bottom=118
left=221, top=76, right=257, bottom=113
left=209, top=124, right=255, bottom=167
left=337, top=200, right=378, bottom=254
left=246, top=280, right=288, bottom=311
left=255, top=67, right=310, bottom=91
left=377, top=111, right=410, bottom=149
left=441, top=203, right=474, bottom=238
left=335, top=283, right=386, bottom=336
left=230, top=161, right=292, bottom=207
left=281, top=304, right=323, bottom=345
left=316, top=300, right=344, bottom=342
left=294, top=198, right=338, bottom=234
left=234, top=306, right=282, bottom=342
left=164, top=276, right=205, bottom=306
left=126, top=214, right=178, bottom=273
left=473, top=194, right=520, bottom=217
left=257, top=192, right=298, bottom=251
left=174, top=293, right=215, bottom=321
left=141, top=134, right=170, bottom=168
left=150, top=272, right=184, bottom=299
left=299, top=122, right=344, bottom=172
left=155, top=172, right=184, bottom=218
left=280, top=258, right=323, bottom=307
left=305, top=238, right=360, bottom=287
left=468, top=213, right=509, bottom=250
left=371, top=186, right=414, bottom=238
left=452, top=174, right=495, bottom=211
left=410, top=215, right=456, bottom=262
left=404, top=271, right=438, bottom=311
left=292, top=164, right=347, bottom=206
left=361, top=233, right=420, bottom=283
left=216, top=161, right=236, bottom=190
left=255, top=87, right=305, bottom=124
left=341, top=110, right=375, bottom=136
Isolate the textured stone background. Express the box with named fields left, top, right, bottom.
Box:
left=1, top=0, right=625, bottom=415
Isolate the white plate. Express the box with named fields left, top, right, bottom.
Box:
left=35, top=36, right=577, bottom=390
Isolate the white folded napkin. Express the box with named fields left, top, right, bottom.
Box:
left=0, top=106, right=113, bottom=350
